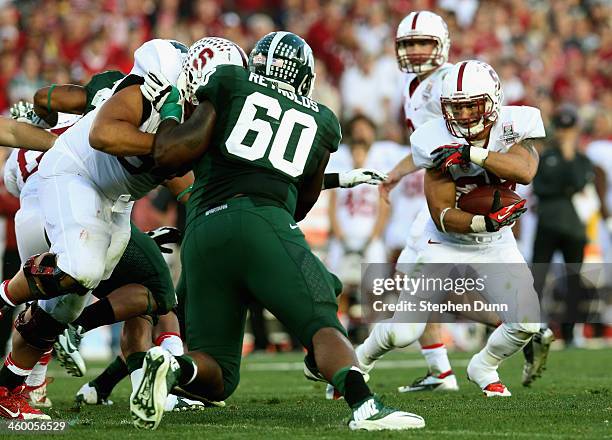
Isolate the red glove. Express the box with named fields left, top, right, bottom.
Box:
left=431, top=144, right=470, bottom=173
left=485, top=190, right=527, bottom=232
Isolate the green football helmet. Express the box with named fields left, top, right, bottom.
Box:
left=248, top=31, right=316, bottom=97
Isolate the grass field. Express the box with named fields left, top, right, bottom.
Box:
left=6, top=348, right=611, bottom=439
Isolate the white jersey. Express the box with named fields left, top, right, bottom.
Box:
left=39, top=39, right=185, bottom=201
left=402, top=63, right=453, bottom=131
left=327, top=142, right=394, bottom=250
left=3, top=113, right=82, bottom=200
left=411, top=105, right=546, bottom=241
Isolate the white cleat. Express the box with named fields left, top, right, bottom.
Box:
left=522, top=328, right=554, bottom=386
left=348, top=396, right=425, bottom=431
left=163, top=394, right=206, bottom=412
left=398, top=371, right=459, bottom=393
left=75, top=382, right=113, bottom=406
left=25, top=378, right=53, bottom=408
left=54, top=325, right=86, bottom=377
left=481, top=382, right=512, bottom=397
left=130, top=347, right=179, bottom=430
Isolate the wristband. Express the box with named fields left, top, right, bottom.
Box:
left=160, top=102, right=183, bottom=122
left=323, top=173, right=340, bottom=190
left=439, top=207, right=452, bottom=233
left=47, top=84, right=57, bottom=113
left=470, top=215, right=487, bottom=233
left=176, top=184, right=193, bottom=202
left=470, top=146, right=489, bottom=167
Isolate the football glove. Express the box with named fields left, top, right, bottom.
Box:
left=431, top=144, right=470, bottom=173
left=10, top=101, right=51, bottom=128
left=146, top=226, right=182, bottom=254
left=484, top=190, right=527, bottom=232
left=339, top=168, right=388, bottom=188
left=140, top=71, right=183, bottom=122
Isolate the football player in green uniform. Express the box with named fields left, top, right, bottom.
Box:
left=132, top=34, right=425, bottom=431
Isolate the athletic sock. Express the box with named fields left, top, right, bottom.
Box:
left=331, top=366, right=372, bottom=408
left=25, top=351, right=52, bottom=388
left=0, top=280, right=16, bottom=309
left=155, top=332, right=184, bottom=356
left=0, top=353, right=31, bottom=390
left=421, top=343, right=452, bottom=375
left=174, top=354, right=197, bottom=386
left=91, top=356, right=129, bottom=397
left=73, top=297, right=116, bottom=332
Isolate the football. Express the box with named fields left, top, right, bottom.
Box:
left=457, top=185, right=522, bottom=215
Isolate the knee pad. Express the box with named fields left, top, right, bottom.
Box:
left=15, top=302, right=67, bottom=351
left=39, top=294, right=90, bottom=324
left=23, top=253, right=89, bottom=298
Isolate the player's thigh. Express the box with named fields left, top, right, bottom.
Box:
left=38, top=174, right=113, bottom=289
left=14, top=197, right=48, bottom=263
left=241, top=206, right=345, bottom=349
left=181, top=216, right=248, bottom=396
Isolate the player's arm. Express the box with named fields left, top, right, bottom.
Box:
left=163, top=171, right=195, bottom=204
left=152, top=101, right=217, bottom=174
left=328, top=190, right=345, bottom=243
left=480, top=139, right=540, bottom=184
left=425, top=168, right=474, bottom=234
left=89, top=85, right=154, bottom=156
left=33, top=84, right=87, bottom=126
left=425, top=168, right=527, bottom=233
left=368, top=195, right=390, bottom=244
left=380, top=154, right=418, bottom=202
left=295, top=150, right=330, bottom=222
left=431, top=138, right=540, bottom=184
left=0, top=116, right=57, bottom=151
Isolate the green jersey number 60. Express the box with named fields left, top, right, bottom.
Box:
left=225, top=92, right=317, bottom=177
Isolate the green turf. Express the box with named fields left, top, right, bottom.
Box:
left=5, top=348, right=611, bottom=439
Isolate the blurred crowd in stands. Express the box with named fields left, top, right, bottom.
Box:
left=0, top=0, right=610, bottom=351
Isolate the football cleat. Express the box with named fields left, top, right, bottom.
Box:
left=522, top=328, right=554, bottom=387
left=130, top=346, right=180, bottom=430
left=54, top=324, right=86, bottom=377
left=164, top=394, right=206, bottom=412
left=348, top=395, right=425, bottom=431
left=0, top=386, right=51, bottom=420
left=75, top=382, right=113, bottom=406
left=24, top=377, right=53, bottom=408
left=397, top=370, right=459, bottom=393
left=303, top=356, right=326, bottom=383
left=481, top=382, right=512, bottom=397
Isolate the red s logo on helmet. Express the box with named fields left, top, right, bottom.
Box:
left=193, top=48, right=214, bottom=69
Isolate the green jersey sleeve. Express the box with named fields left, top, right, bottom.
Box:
left=84, top=70, right=126, bottom=114
left=195, top=64, right=248, bottom=110
left=317, top=105, right=342, bottom=154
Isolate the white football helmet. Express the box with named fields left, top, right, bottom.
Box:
left=440, top=60, right=504, bottom=141
left=130, top=39, right=188, bottom=86
left=396, top=11, right=450, bottom=74
left=178, top=37, right=248, bottom=105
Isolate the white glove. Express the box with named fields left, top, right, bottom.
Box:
left=9, top=101, right=51, bottom=128
left=339, top=168, right=388, bottom=188
left=140, top=71, right=178, bottom=113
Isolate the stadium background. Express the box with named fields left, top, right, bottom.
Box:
left=0, top=0, right=610, bottom=357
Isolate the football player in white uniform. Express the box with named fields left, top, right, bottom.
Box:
left=359, top=10, right=460, bottom=393
left=361, top=60, right=545, bottom=397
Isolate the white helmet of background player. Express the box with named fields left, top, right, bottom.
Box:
left=178, top=37, right=248, bottom=105
left=440, top=60, right=504, bottom=140
left=396, top=11, right=450, bottom=74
